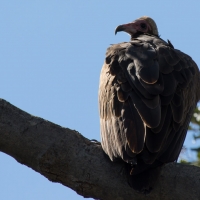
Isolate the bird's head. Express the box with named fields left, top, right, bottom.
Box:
left=115, top=16, right=158, bottom=38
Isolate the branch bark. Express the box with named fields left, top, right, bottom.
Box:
left=0, top=98, right=200, bottom=200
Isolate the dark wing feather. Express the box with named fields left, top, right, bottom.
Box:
left=99, top=34, right=200, bottom=169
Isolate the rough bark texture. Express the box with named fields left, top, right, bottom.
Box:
left=0, top=98, right=200, bottom=200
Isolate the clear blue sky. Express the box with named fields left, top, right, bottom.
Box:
left=0, top=1, right=200, bottom=199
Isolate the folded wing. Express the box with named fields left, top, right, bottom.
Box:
left=99, top=34, right=200, bottom=167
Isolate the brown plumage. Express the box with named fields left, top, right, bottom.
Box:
left=99, top=16, right=200, bottom=193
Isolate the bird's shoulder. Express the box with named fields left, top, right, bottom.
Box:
left=105, top=34, right=199, bottom=91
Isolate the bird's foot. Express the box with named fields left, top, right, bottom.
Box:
left=90, top=139, right=101, bottom=145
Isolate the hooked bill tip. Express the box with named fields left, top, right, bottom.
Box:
left=115, top=25, right=125, bottom=35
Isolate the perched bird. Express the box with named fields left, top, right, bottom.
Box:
left=99, top=16, right=200, bottom=193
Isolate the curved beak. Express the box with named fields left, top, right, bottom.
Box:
left=115, top=22, right=137, bottom=35
left=115, top=25, right=126, bottom=35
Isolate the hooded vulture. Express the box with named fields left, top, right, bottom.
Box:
left=99, top=16, right=200, bottom=192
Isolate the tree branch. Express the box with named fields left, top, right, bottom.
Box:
left=0, top=98, right=200, bottom=200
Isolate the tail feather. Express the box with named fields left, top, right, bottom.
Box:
left=125, top=161, right=162, bottom=194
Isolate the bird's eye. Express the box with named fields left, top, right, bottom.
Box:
left=140, top=23, right=147, bottom=29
